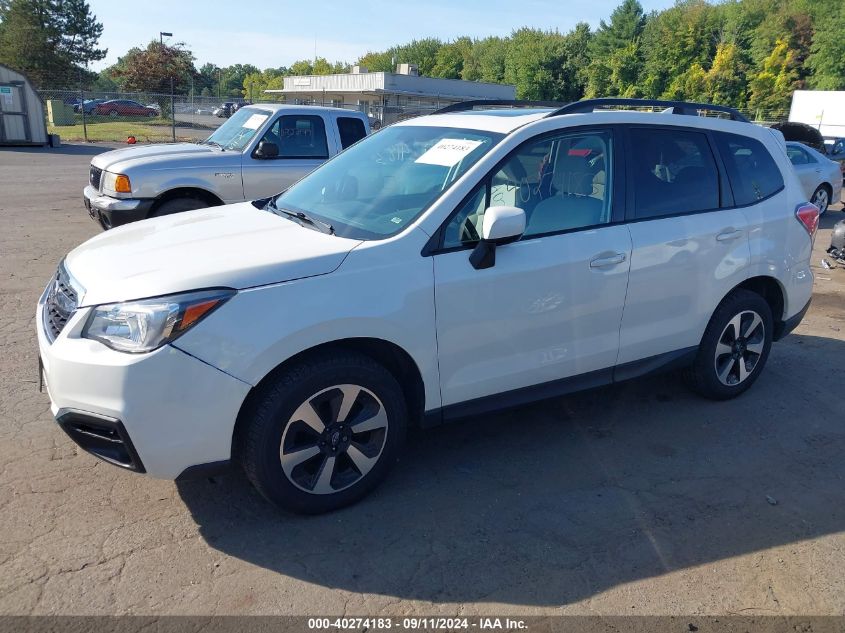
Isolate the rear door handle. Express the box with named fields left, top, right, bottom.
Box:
left=590, top=253, right=626, bottom=268
left=716, top=229, right=743, bottom=242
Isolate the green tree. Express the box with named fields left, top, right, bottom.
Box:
left=0, top=0, right=105, bottom=87
left=806, top=2, right=845, bottom=89
left=748, top=38, right=798, bottom=112
left=431, top=37, right=472, bottom=79
left=462, top=36, right=508, bottom=83
left=109, top=40, right=196, bottom=95
left=706, top=42, right=747, bottom=106
left=585, top=0, right=646, bottom=97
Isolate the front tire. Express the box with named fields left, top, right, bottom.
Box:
left=238, top=351, right=407, bottom=514
left=150, top=197, right=209, bottom=217
left=685, top=289, right=773, bottom=400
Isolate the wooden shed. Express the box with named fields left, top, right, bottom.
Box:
left=0, top=64, right=47, bottom=145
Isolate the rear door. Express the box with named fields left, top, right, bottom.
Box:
left=432, top=127, right=632, bottom=407
left=242, top=114, right=332, bottom=199
left=786, top=143, right=820, bottom=199
left=617, top=125, right=751, bottom=366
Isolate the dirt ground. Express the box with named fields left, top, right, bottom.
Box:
left=0, top=143, right=843, bottom=616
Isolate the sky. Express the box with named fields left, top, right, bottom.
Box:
left=87, top=0, right=678, bottom=72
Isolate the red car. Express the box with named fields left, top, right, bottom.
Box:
left=94, top=99, right=158, bottom=118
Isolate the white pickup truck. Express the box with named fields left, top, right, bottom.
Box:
left=83, top=105, right=370, bottom=229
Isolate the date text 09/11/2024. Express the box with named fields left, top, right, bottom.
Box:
left=306, top=617, right=528, bottom=630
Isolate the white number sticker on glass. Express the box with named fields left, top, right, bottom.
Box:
left=415, top=139, right=484, bottom=167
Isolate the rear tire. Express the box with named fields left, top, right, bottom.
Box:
left=811, top=184, right=830, bottom=215
left=685, top=289, right=773, bottom=400
left=238, top=351, right=407, bottom=514
left=150, top=196, right=209, bottom=217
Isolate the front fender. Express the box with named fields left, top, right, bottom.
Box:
left=172, top=237, right=441, bottom=411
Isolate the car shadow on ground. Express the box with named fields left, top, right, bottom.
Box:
left=177, top=333, right=845, bottom=606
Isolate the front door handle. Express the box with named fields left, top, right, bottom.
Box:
left=716, top=229, right=743, bottom=242
left=590, top=253, right=626, bottom=268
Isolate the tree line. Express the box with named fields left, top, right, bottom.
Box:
left=1, top=0, right=843, bottom=114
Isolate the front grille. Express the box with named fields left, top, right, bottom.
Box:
left=43, top=264, right=78, bottom=343
left=89, top=165, right=102, bottom=190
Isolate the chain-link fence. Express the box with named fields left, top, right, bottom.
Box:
left=36, top=86, right=792, bottom=144
left=36, top=87, right=445, bottom=143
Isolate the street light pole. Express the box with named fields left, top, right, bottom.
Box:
left=160, top=31, right=172, bottom=46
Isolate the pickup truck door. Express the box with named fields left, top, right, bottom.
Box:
left=241, top=114, right=335, bottom=200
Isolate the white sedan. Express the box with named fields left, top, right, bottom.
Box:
left=786, top=141, right=843, bottom=214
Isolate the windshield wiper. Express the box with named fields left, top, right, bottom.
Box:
left=266, top=198, right=334, bottom=235
left=202, top=139, right=225, bottom=151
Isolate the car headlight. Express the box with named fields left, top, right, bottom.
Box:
left=102, top=171, right=132, bottom=194
left=82, top=288, right=235, bottom=353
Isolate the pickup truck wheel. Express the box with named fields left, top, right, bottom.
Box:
left=685, top=289, right=773, bottom=400
left=238, top=351, right=407, bottom=514
left=150, top=197, right=209, bottom=217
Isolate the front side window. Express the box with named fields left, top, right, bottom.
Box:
left=257, top=115, right=329, bottom=159
left=442, top=129, right=613, bottom=248
left=272, top=125, right=503, bottom=239
left=630, top=128, right=720, bottom=219
left=715, top=132, right=784, bottom=206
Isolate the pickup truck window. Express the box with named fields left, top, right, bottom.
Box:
left=204, top=107, right=272, bottom=151
left=259, top=115, right=329, bottom=159
left=273, top=125, right=504, bottom=240
left=338, top=117, right=367, bottom=149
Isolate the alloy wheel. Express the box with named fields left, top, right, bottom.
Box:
left=279, top=384, right=389, bottom=494
left=812, top=187, right=829, bottom=214
left=714, top=310, right=766, bottom=386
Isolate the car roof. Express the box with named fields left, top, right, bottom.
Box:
left=243, top=103, right=367, bottom=116
left=397, top=107, right=765, bottom=138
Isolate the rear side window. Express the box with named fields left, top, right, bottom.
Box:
left=337, top=117, right=367, bottom=149
left=786, top=144, right=816, bottom=166
left=715, top=132, right=784, bottom=206
left=629, top=128, right=720, bottom=219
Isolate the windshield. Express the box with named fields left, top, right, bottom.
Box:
left=272, top=125, right=504, bottom=239
left=204, top=107, right=270, bottom=151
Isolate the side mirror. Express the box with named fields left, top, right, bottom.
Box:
left=469, top=206, right=526, bottom=270
left=255, top=140, right=279, bottom=159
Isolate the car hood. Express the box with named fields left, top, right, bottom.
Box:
left=66, top=202, right=362, bottom=306
left=91, top=143, right=220, bottom=171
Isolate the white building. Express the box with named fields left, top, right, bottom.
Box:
left=264, top=64, right=516, bottom=125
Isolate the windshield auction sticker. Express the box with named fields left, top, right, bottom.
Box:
left=242, top=113, right=269, bottom=130
left=415, top=139, right=483, bottom=167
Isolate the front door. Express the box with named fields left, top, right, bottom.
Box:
left=242, top=114, right=331, bottom=200
left=432, top=128, right=631, bottom=407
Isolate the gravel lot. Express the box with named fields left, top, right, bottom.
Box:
left=1, top=143, right=844, bottom=616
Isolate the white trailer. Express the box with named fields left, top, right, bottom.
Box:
left=789, top=90, right=845, bottom=138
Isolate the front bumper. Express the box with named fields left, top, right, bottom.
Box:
left=37, top=290, right=252, bottom=478
left=83, top=185, right=154, bottom=230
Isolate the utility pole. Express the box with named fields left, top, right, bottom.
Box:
left=160, top=31, right=172, bottom=46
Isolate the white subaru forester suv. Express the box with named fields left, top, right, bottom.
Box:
left=38, top=98, right=818, bottom=514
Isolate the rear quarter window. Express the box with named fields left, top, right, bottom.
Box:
left=337, top=117, right=367, bottom=149
left=715, top=132, right=784, bottom=206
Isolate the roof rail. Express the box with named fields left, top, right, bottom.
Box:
left=433, top=99, right=566, bottom=115
left=545, top=98, right=750, bottom=123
